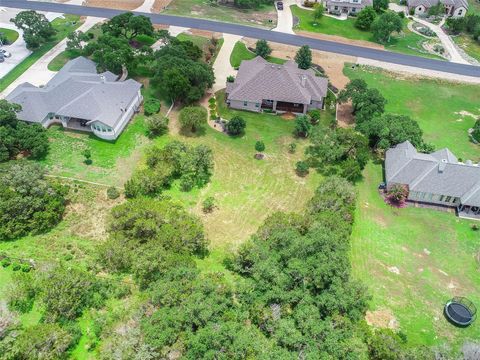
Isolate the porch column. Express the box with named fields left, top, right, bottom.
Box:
left=272, top=100, right=277, bottom=112
left=302, top=104, right=307, bottom=114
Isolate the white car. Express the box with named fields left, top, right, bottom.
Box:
left=0, top=49, right=11, bottom=58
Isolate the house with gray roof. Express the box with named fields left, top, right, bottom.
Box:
left=407, top=0, right=468, bottom=17
left=6, top=57, right=143, bottom=141
left=385, top=141, right=480, bottom=219
left=226, top=56, right=328, bottom=115
left=324, top=0, right=373, bottom=16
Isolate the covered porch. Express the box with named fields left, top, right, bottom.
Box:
left=65, top=118, right=92, bottom=132
left=457, top=204, right=480, bottom=220
left=261, top=99, right=306, bottom=114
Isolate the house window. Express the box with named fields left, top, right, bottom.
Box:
left=255, top=103, right=260, bottom=108
left=334, top=6, right=338, bottom=10
left=439, top=195, right=445, bottom=202
left=351, top=8, right=356, bottom=12
left=426, top=193, right=433, bottom=201
left=445, top=196, right=452, bottom=203
left=243, top=101, right=248, bottom=106
left=458, top=9, right=463, bottom=15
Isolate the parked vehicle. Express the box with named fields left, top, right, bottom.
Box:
left=0, top=49, right=11, bottom=58
left=277, top=1, right=284, bottom=10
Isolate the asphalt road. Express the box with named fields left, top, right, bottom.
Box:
left=2, top=0, right=480, bottom=77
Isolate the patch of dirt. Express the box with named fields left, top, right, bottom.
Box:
left=336, top=103, right=354, bottom=128
left=85, top=0, right=144, bottom=10
left=365, top=309, right=399, bottom=330
left=455, top=110, right=479, bottom=118
left=281, top=112, right=296, bottom=120
left=296, top=30, right=385, bottom=50
left=388, top=266, right=400, bottom=275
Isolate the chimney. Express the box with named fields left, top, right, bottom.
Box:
left=438, top=159, right=447, bottom=173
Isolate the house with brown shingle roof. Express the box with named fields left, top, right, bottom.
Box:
left=226, top=57, right=328, bottom=115
left=407, top=0, right=468, bottom=17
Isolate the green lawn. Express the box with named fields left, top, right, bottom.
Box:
left=344, top=65, right=480, bottom=161
left=230, top=41, right=286, bottom=68
left=48, top=49, right=82, bottom=71
left=177, top=33, right=211, bottom=49
left=165, top=0, right=277, bottom=28
left=452, top=33, right=480, bottom=62
left=291, top=6, right=442, bottom=59
left=0, top=28, right=19, bottom=45
left=0, top=15, right=83, bottom=92
left=39, top=115, right=149, bottom=187
left=351, top=162, right=480, bottom=351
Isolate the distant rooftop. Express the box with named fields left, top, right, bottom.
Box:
left=385, top=141, right=480, bottom=206
left=7, top=57, right=142, bottom=128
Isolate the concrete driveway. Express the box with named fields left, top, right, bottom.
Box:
left=0, top=23, right=31, bottom=78
left=212, top=33, right=242, bottom=92
left=272, top=0, right=295, bottom=34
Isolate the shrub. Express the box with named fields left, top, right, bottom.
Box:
left=179, top=106, right=208, bottom=132
left=471, top=120, right=480, bottom=143
left=226, top=75, right=235, bottom=83
left=202, top=197, right=216, bottom=213
left=2, top=258, right=11, bottom=268
left=144, top=98, right=161, bottom=116
left=135, top=34, right=156, bottom=46
left=226, top=116, right=246, bottom=136
left=294, top=115, right=312, bottom=138
left=308, top=109, right=321, bottom=124
left=21, top=264, right=32, bottom=273
left=471, top=223, right=479, bottom=231
left=255, top=141, right=265, bottom=152
left=106, top=187, right=120, bottom=200
left=208, top=97, right=216, bottom=105
left=295, top=161, right=309, bottom=177
left=145, top=115, right=169, bottom=138
left=12, top=263, right=21, bottom=271
left=385, top=184, right=408, bottom=207
left=82, top=149, right=92, bottom=165
left=6, top=272, right=36, bottom=313
left=288, top=142, right=297, bottom=154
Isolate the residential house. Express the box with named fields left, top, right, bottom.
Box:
left=385, top=141, right=480, bottom=219
left=407, top=0, right=468, bottom=17
left=226, top=56, right=328, bottom=115
left=6, top=57, right=143, bottom=141
left=324, top=0, right=373, bottom=16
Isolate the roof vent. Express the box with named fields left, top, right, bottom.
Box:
left=301, top=75, right=307, bottom=87
left=439, top=162, right=447, bottom=173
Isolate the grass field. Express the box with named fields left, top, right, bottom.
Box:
left=48, top=49, right=82, bottom=71
left=40, top=115, right=149, bottom=187
left=0, top=28, right=19, bottom=45
left=351, top=162, right=480, bottom=351
left=155, top=91, right=322, bottom=247
left=230, top=41, right=286, bottom=67
left=344, top=65, right=480, bottom=161
left=291, top=6, right=442, bottom=59
left=165, top=0, right=277, bottom=28
left=0, top=15, right=83, bottom=92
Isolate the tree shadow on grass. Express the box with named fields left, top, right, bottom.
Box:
left=179, top=126, right=207, bottom=138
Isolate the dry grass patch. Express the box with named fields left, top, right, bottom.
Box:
left=85, top=0, right=144, bottom=10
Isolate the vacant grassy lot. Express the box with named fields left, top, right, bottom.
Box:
left=344, top=65, right=480, bottom=161
left=230, top=41, right=286, bottom=67
left=291, top=6, right=441, bottom=59
left=155, top=91, right=321, bottom=247
left=351, top=162, right=480, bottom=351
left=0, top=28, right=19, bottom=44
left=164, top=0, right=277, bottom=28
left=0, top=15, right=83, bottom=92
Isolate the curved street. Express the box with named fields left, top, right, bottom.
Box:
left=1, top=0, right=480, bottom=77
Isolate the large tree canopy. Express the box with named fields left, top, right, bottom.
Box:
left=11, top=10, right=56, bottom=49
left=0, top=162, right=67, bottom=240
left=338, top=79, right=387, bottom=124
left=371, top=11, right=403, bottom=43
left=84, top=34, right=136, bottom=74
left=101, top=12, right=154, bottom=40
left=153, top=42, right=214, bottom=103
